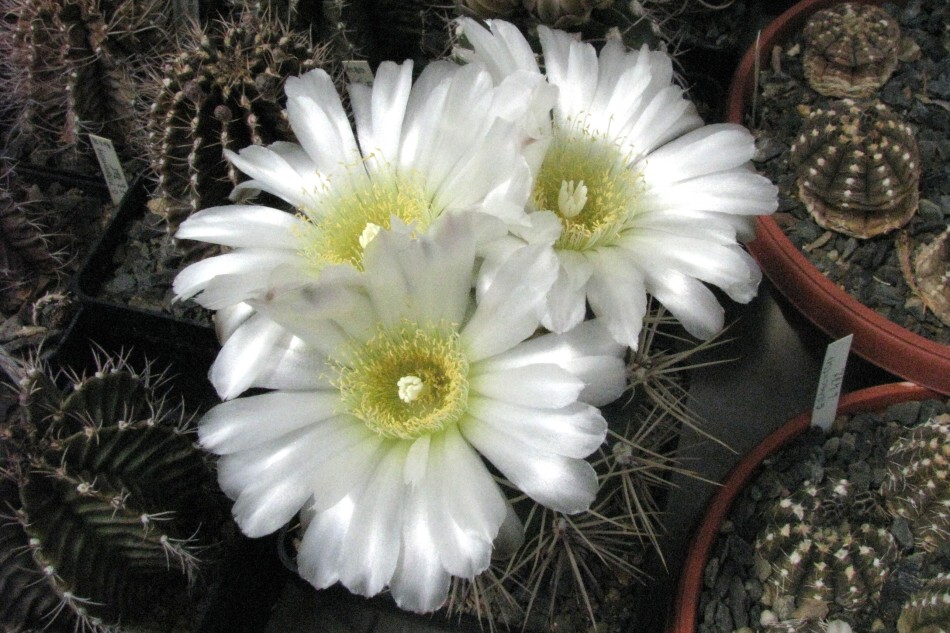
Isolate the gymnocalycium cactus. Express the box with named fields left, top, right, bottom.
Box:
left=897, top=572, right=950, bottom=633
left=146, top=9, right=336, bottom=244
left=0, top=351, right=226, bottom=632
left=0, top=0, right=176, bottom=168
left=754, top=478, right=898, bottom=623
left=882, top=413, right=950, bottom=553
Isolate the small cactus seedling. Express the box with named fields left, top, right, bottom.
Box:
left=520, top=0, right=613, bottom=28
left=754, top=479, right=898, bottom=624
left=758, top=617, right=855, bottom=633
left=0, top=0, right=175, bottom=168
left=145, top=9, right=335, bottom=243
left=789, top=100, right=920, bottom=239
left=802, top=2, right=901, bottom=99
left=897, top=572, right=950, bottom=633
left=882, top=413, right=950, bottom=553
left=0, top=352, right=227, bottom=632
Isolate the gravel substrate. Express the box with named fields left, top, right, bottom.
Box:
left=698, top=397, right=950, bottom=633
left=748, top=0, right=950, bottom=346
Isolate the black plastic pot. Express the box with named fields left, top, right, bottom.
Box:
left=70, top=174, right=219, bottom=399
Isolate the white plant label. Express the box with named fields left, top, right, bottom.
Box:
left=812, top=334, right=853, bottom=430
left=89, top=134, right=128, bottom=206
left=344, top=60, right=374, bottom=86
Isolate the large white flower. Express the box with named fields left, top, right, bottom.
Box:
left=457, top=19, right=779, bottom=349
left=198, top=216, right=627, bottom=611
left=172, top=59, right=536, bottom=393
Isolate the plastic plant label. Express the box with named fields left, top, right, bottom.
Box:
left=89, top=134, right=129, bottom=206
left=344, top=60, right=374, bottom=86
left=811, top=334, right=853, bottom=430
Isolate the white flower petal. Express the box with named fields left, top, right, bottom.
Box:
left=214, top=302, right=255, bottom=343
left=460, top=414, right=599, bottom=514
left=467, top=396, right=607, bottom=459
left=648, top=269, right=726, bottom=340
left=338, top=442, right=408, bottom=596
left=173, top=250, right=300, bottom=305
left=644, top=124, right=755, bottom=181
left=390, top=509, right=452, bottom=612
left=224, top=145, right=319, bottom=210
left=362, top=215, right=476, bottom=327
left=198, top=390, right=340, bottom=454
left=470, top=363, right=583, bottom=408
left=642, top=170, right=780, bottom=216
left=585, top=249, right=649, bottom=350
left=297, top=494, right=354, bottom=589
left=285, top=69, right=361, bottom=169
left=175, top=205, right=308, bottom=249
left=541, top=250, right=592, bottom=333
left=350, top=60, right=413, bottom=165
left=425, top=426, right=506, bottom=577
left=210, top=313, right=324, bottom=399
left=477, top=319, right=626, bottom=406
left=462, top=243, right=557, bottom=362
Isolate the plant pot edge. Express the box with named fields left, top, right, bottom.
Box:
left=666, top=381, right=938, bottom=633
left=726, top=0, right=950, bottom=395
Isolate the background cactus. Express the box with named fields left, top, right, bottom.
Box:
left=0, top=351, right=227, bottom=632
left=897, top=572, right=950, bottom=633
left=753, top=478, right=898, bottom=624
left=882, top=413, right=950, bottom=553
left=0, top=0, right=177, bottom=170
left=145, top=8, right=338, bottom=246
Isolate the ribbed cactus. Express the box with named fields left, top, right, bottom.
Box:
left=145, top=9, right=336, bottom=242
left=0, top=0, right=175, bottom=169
left=898, top=572, right=950, bottom=633
left=0, top=172, right=62, bottom=315
left=754, top=479, right=897, bottom=623
left=882, top=413, right=950, bottom=553
left=0, top=353, right=226, bottom=632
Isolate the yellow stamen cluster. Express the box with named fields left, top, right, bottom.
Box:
left=532, top=126, right=644, bottom=252
left=298, top=168, right=434, bottom=271
left=334, top=323, right=470, bottom=440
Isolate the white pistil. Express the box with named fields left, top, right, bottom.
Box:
left=359, top=222, right=382, bottom=249
left=557, top=180, right=588, bottom=218
left=397, top=375, right=425, bottom=403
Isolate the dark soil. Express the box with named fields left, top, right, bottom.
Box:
left=698, top=397, right=950, bottom=633
left=746, top=0, right=950, bottom=346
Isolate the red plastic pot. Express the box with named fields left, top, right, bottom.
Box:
left=667, top=381, right=938, bottom=633
left=726, top=0, right=950, bottom=395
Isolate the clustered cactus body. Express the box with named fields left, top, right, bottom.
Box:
left=898, top=572, right=950, bottom=633
left=789, top=100, right=921, bottom=240
left=882, top=413, right=950, bottom=553
left=754, top=479, right=898, bottom=623
left=146, top=9, right=335, bottom=241
left=802, top=2, right=902, bottom=99
left=0, top=353, right=226, bottom=632
left=0, top=183, right=60, bottom=315
left=0, top=0, right=175, bottom=168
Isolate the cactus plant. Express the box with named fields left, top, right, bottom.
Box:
left=0, top=351, right=227, bottom=632
left=0, top=0, right=175, bottom=169
left=897, top=572, right=950, bottom=633
left=753, top=479, right=898, bottom=624
left=145, top=9, right=337, bottom=244
left=882, top=413, right=950, bottom=553
left=802, top=2, right=902, bottom=99
left=789, top=100, right=921, bottom=240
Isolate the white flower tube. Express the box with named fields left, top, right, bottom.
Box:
left=198, top=216, right=627, bottom=612
left=457, top=18, right=779, bottom=348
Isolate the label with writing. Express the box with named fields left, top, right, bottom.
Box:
left=344, top=60, right=375, bottom=86
left=811, top=334, right=853, bottom=430
left=88, top=134, right=129, bottom=206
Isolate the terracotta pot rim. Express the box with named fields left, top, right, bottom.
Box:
left=725, top=0, right=950, bottom=395
left=667, top=381, right=938, bottom=633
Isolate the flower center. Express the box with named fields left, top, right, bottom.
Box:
left=334, top=323, right=470, bottom=440
left=532, top=126, right=644, bottom=252
left=298, top=168, right=435, bottom=271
